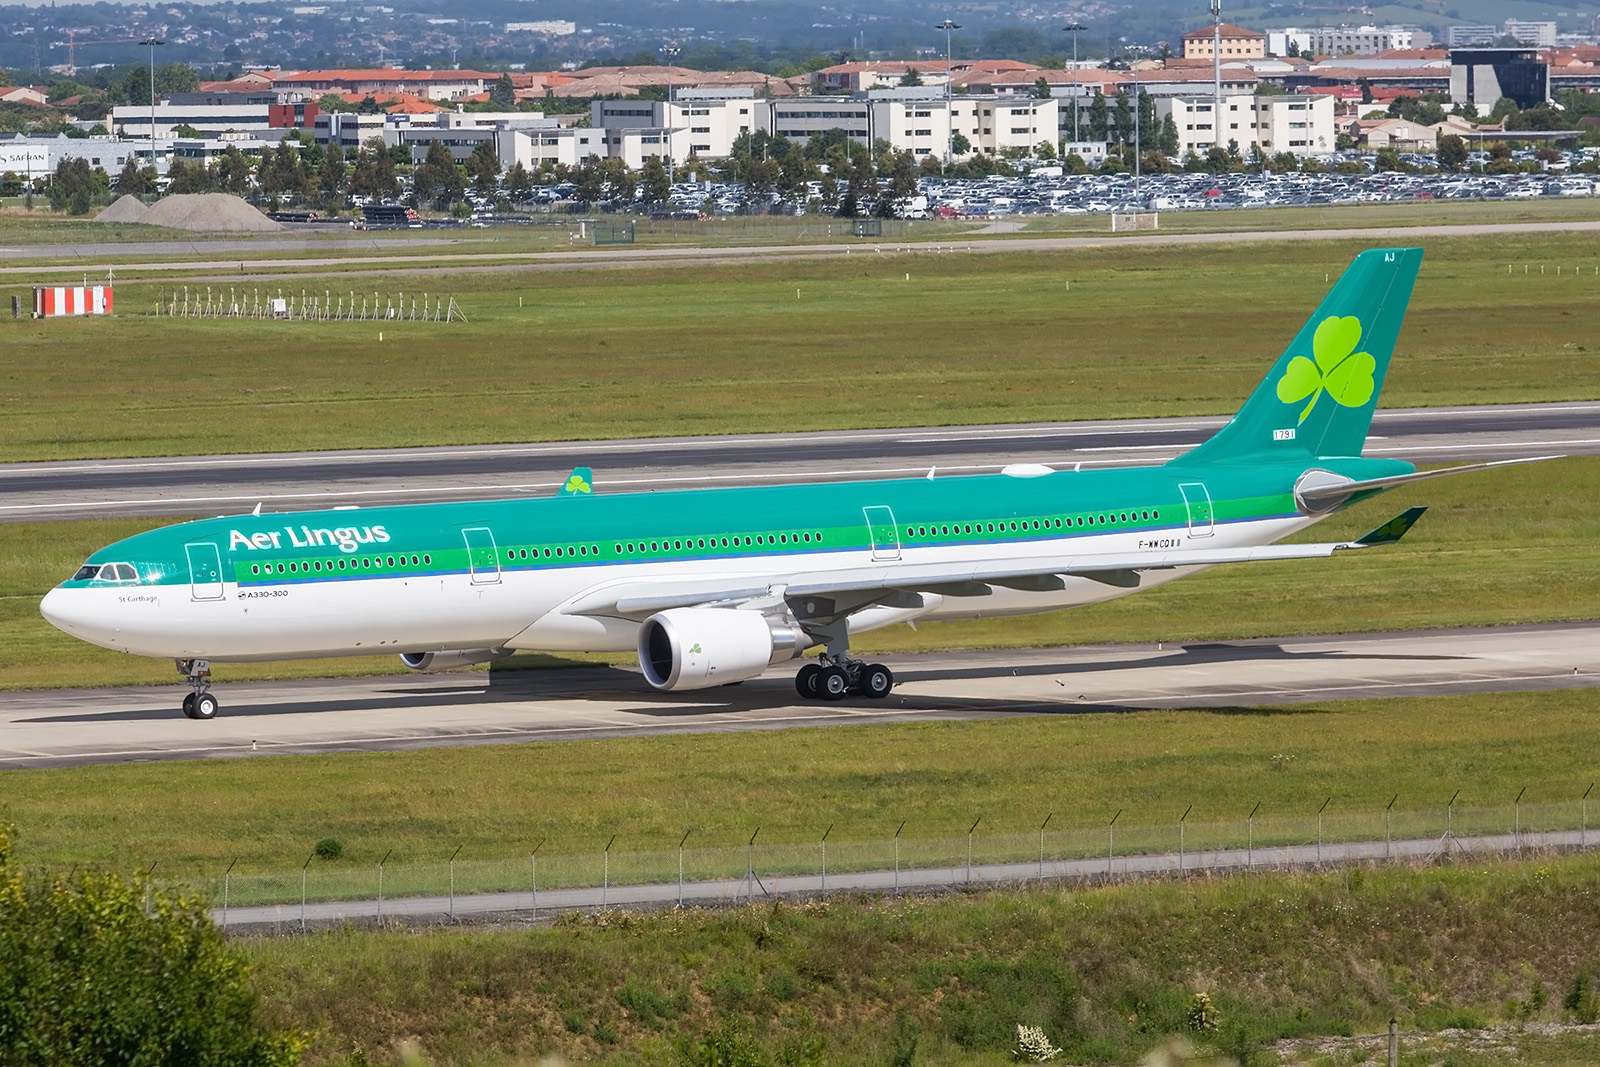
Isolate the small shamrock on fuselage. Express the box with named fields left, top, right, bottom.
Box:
left=1275, top=315, right=1377, bottom=424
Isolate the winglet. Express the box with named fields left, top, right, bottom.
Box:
left=558, top=466, right=594, bottom=497
left=1353, top=506, right=1427, bottom=547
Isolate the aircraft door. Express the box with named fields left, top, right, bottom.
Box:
left=462, top=527, right=501, bottom=585
left=464, top=524, right=499, bottom=585
left=1178, top=483, right=1215, bottom=538
left=862, top=506, right=901, bottom=561
left=185, top=542, right=225, bottom=601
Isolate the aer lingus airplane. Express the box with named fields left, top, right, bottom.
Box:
left=41, top=247, right=1541, bottom=719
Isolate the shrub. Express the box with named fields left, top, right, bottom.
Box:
left=0, top=826, right=306, bottom=1067
left=314, top=837, right=344, bottom=860
left=689, top=1025, right=769, bottom=1067
left=1014, top=1023, right=1062, bottom=1061
left=616, top=976, right=683, bottom=1027
left=1566, top=970, right=1598, bottom=1023
left=1187, top=991, right=1220, bottom=1033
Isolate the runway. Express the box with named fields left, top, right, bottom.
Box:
left=3, top=622, right=1595, bottom=770
left=1, top=401, right=1593, bottom=520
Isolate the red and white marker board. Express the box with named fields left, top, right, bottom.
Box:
left=33, top=285, right=113, bottom=317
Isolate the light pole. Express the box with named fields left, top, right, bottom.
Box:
left=662, top=45, right=680, bottom=185
left=936, top=19, right=960, bottom=168
left=936, top=19, right=959, bottom=98
left=1063, top=22, right=1084, bottom=148
left=140, top=38, right=163, bottom=164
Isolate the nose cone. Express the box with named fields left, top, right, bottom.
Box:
left=41, top=586, right=98, bottom=640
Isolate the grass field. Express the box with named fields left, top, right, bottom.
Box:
left=1, top=233, right=1598, bottom=461
left=3, top=679, right=1598, bottom=877
left=221, top=854, right=1600, bottom=1066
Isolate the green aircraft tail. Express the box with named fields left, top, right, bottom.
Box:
left=1171, top=247, right=1423, bottom=466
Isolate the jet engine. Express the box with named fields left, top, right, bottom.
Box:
left=399, top=648, right=514, bottom=672
left=637, top=608, right=808, bottom=691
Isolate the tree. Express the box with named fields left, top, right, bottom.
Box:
left=639, top=155, right=670, bottom=204
left=489, top=72, right=516, bottom=110
left=318, top=92, right=353, bottom=113
left=112, top=155, right=150, bottom=196
left=504, top=161, right=533, bottom=203
left=318, top=141, right=346, bottom=202
left=349, top=137, right=400, bottom=201
left=217, top=145, right=255, bottom=195
left=0, top=827, right=306, bottom=1067
left=260, top=140, right=309, bottom=199
left=1087, top=90, right=1109, bottom=141
left=777, top=140, right=813, bottom=201
left=1034, top=140, right=1056, bottom=160
left=413, top=141, right=465, bottom=209
left=1374, top=146, right=1405, bottom=172
left=1111, top=88, right=1133, bottom=146
left=1436, top=133, right=1468, bottom=171
left=467, top=140, right=500, bottom=197
left=571, top=157, right=607, bottom=207
left=899, top=68, right=924, bottom=87
left=46, top=158, right=105, bottom=215
left=880, top=148, right=918, bottom=214
left=1158, top=114, right=1179, bottom=156
left=950, top=132, right=971, bottom=156
left=1033, top=76, right=1052, bottom=100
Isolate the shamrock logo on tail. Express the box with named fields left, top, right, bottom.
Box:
left=564, top=474, right=591, bottom=494
left=1275, top=315, right=1377, bottom=424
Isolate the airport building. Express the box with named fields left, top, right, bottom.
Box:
left=1449, top=47, right=1550, bottom=110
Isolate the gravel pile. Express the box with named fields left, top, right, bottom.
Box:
left=95, top=195, right=149, bottom=223
left=137, top=193, right=284, bottom=233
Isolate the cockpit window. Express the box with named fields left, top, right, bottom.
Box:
left=72, top=563, right=137, bottom=582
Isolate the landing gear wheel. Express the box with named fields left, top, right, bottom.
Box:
left=182, top=693, right=198, bottom=719
left=796, top=662, right=821, bottom=699
left=818, top=665, right=850, bottom=701
left=190, top=692, right=219, bottom=720
left=861, top=663, right=894, bottom=699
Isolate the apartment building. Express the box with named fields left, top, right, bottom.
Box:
left=1182, top=23, right=1267, bottom=60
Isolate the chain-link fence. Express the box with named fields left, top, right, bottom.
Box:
left=197, top=795, right=1599, bottom=912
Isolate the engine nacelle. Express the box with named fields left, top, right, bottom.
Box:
left=637, top=608, right=808, bottom=691
left=399, top=648, right=513, bottom=672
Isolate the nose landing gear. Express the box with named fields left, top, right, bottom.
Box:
left=176, top=659, right=219, bottom=719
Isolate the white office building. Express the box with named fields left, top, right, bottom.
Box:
left=1303, top=26, right=1416, bottom=56
left=591, top=90, right=759, bottom=163
left=1157, top=93, right=1335, bottom=157
left=110, top=102, right=274, bottom=140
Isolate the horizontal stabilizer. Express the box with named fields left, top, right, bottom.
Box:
left=1296, top=455, right=1559, bottom=511
left=1354, top=506, right=1427, bottom=546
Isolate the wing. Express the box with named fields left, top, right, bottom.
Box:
left=553, top=508, right=1428, bottom=624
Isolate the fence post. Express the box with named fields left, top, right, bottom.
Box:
left=893, top=820, right=905, bottom=892
left=530, top=838, right=544, bottom=918
left=1514, top=786, right=1526, bottom=849
left=301, top=850, right=314, bottom=933
left=602, top=834, right=617, bottom=907
left=1446, top=788, right=1460, bottom=847
left=1247, top=802, right=1261, bottom=870
left=1385, top=794, right=1398, bottom=860
left=966, top=817, right=981, bottom=886
left=223, top=858, right=237, bottom=928
left=744, top=827, right=761, bottom=901
left=1584, top=785, right=1594, bottom=850
left=678, top=829, right=692, bottom=907
left=448, top=845, right=463, bottom=921
left=1387, top=1018, right=1398, bottom=1067
left=1107, top=809, right=1121, bottom=879
left=1317, top=797, right=1331, bottom=866
left=1038, top=813, right=1052, bottom=883
left=376, top=849, right=392, bottom=926
left=1178, top=805, right=1192, bottom=873
left=820, top=824, right=833, bottom=893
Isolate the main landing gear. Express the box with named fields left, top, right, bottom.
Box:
left=176, top=659, right=219, bottom=720
left=795, top=656, right=894, bottom=702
